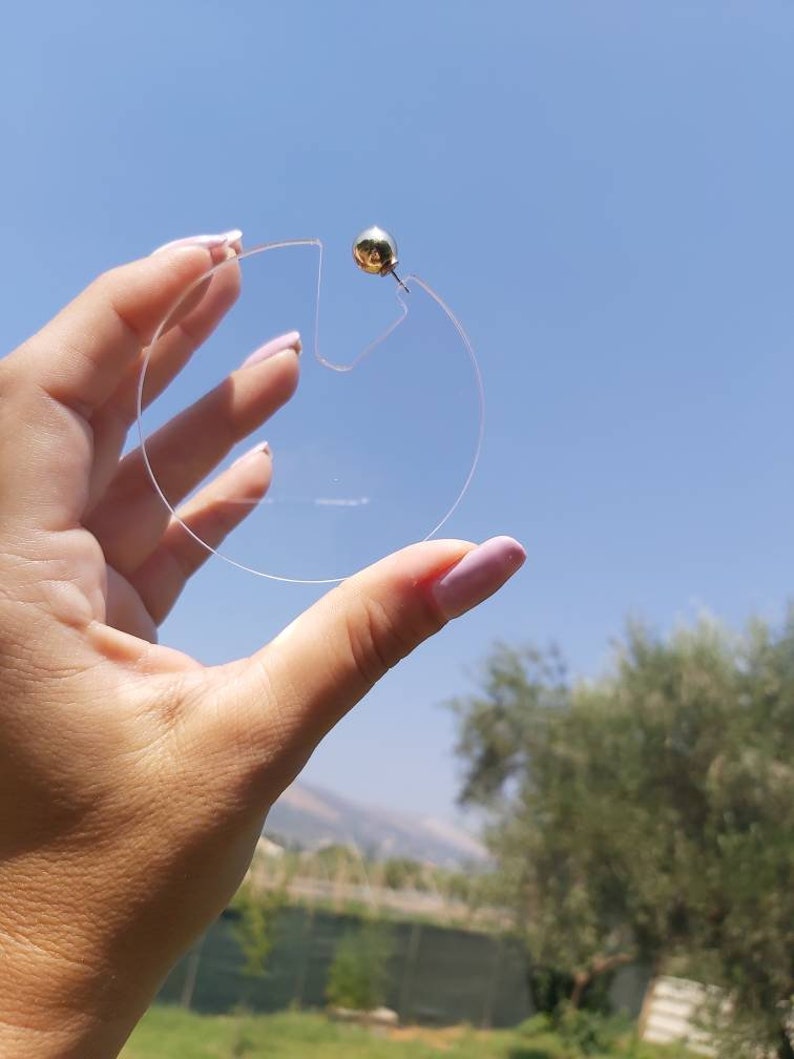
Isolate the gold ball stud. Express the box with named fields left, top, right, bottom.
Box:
left=352, top=226, right=409, bottom=292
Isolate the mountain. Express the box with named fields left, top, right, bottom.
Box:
left=264, top=781, right=488, bottom=867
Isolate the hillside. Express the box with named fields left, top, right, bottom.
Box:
left=265, top=781, right=488, bottom=867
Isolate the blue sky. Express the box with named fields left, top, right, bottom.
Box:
left=2, top=2, right=794, bottom=819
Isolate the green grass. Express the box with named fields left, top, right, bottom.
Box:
left=122, top=1006, right=696, bottom=1059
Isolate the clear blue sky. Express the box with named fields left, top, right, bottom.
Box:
left=2, top=2, right=794, bottom=820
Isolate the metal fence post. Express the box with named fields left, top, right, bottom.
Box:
left=398, top=921, right=422, bottom=1023
left=293, top=907, right=315, bottom=1009
left=481, top=935, right=504, bottom=1029
left=180, top=933, right=205, bottom=1011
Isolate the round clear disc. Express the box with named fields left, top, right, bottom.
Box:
left=137, top=239, right=484, bottom=583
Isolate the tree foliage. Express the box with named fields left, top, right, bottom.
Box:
left=451, top=617, right=794, bottom=1054
left=231, top=883, right=287, bottom=981
left=326, top=921, right=394, bottom=1011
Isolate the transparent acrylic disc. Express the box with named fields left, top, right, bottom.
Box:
left=137, top=240, right=484, bottom=583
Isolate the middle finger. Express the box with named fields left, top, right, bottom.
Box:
left=87, top=252, right=243, bottom=511
left=86, top=342, right=300, bottom=574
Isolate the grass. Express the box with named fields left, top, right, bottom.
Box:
left=121, top=1006, right=697, bottom=1059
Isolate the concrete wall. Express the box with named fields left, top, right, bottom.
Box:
left=641, top=976, right=722, bottom=1056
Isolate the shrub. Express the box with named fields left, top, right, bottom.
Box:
left=517, top=1013, right=554, bottom=1037
left=555, top=1006, right=628, bottom=1055
left=326, top=921, right=393, bottom=1012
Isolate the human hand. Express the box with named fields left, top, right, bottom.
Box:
left=0, top=232, right=525, bottom=1057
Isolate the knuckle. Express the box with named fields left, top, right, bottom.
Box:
left=345, top=594, right=431, bottom=689
left=205, top=658, right=299, bottom=793
left=0, top=349, right=27, bottom=399
left=89, top=266, right=122, bottom=303
left=90, top=267, right=149, bottom=346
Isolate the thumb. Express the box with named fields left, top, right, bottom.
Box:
left=212, top=536, right=525, bottom=790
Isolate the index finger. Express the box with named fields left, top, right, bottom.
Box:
left=10, top=233, right=241, bottom=419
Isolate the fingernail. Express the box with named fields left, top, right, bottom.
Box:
left=151, top=229, right=243, bottom=255
left=432, top=536, right=526, bottom=619
left=241, top=331, right=302, bottom=369
left=231, top=441, right=271, bottom=468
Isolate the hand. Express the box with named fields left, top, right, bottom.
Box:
left=0, top=231, right=525, bottom=1057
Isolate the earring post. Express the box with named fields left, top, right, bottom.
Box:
left=390, top=268, right=410, bottom=294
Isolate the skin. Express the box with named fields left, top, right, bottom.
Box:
left=0, top=239, right=524, bottom=1057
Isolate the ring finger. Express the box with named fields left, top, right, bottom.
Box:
left=86, top=340, right=300, bottom=574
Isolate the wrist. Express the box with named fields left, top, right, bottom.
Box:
left=0, top=917, right=150, bottom=1058
left=0, top=1010, right=137, bottom=1059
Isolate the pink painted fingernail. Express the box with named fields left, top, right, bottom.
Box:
left=432, top=536, right=526, bottom=619
left=241, top=331, right=302, bottom=369
left=151, top=229, right=243, bottom=255
left=231, top=441, right=272, bottom=468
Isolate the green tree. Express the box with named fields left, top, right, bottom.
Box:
left=381, top=857, right=419, bottom=891
left=451, top=619, right=794, bottom=1056
left=451, top=643, right=639, bottom=1008
left=326, top=920, right=393, bottom=1011
left=231, top=883, right=286, bottom=985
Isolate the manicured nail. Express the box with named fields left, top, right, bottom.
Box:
left=231, top=441, right=271, bottom=468
left=432, top=536, right=526, bottom=619
left=241, top=331, right=302, bottom=369
left=151, top=229, right=243, bottom=255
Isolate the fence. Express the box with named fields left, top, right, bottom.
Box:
left=157, top=906, right=650, bottom=1028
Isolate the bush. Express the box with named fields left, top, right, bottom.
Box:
left=555, top=1006, right=628, bottom=1055
left=517, top=1013, right=554, bottom=1037
left=325, top=921, right=393, bottom=1012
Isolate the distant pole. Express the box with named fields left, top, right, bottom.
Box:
left=481, top=935, right=504, bottom=1029
left=398, top=921, right=422, bottom=1023
left=350, top=838, right=378, bottom=913
left=180, top=933, right=206, bottom=1011
left=293, top=905, right=315, bottom=1010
